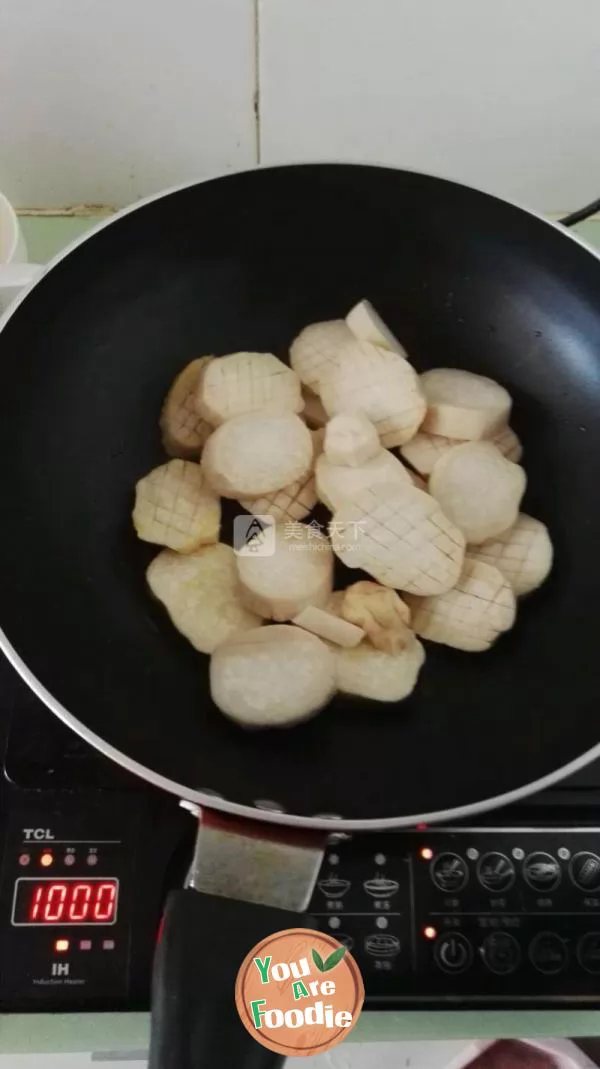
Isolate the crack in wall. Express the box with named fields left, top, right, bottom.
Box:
left=254, top=0, right=261, bottom=165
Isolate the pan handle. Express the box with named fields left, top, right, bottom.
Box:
left=149, top=888, right=305, bottom=1069
left=559, top=197, right=600, bottom=227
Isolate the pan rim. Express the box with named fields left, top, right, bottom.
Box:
left=1, top=160, right=600, bottom=830
left=3, top=623, right=600, bottom=830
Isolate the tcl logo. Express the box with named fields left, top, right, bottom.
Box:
left=22, top=829, right=55, bottom=841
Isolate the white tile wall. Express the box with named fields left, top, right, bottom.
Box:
left=259, top=0, right=600, bottom=213
left=1, top=0, right=599, bottom=212
left=0, top=0, right=256, bottom=208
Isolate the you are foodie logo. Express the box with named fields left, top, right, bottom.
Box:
left=235, top=927, right=364, bottom=1057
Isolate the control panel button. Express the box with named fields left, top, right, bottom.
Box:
left=434, top=933, right=472, bottom=974
left=570, top=852, right=600, bottom=892
left=523, top=852, right=561, bottom=892
left=477, top=852, right=515, bottom=893
left=577, top=932, right=600, bottom=974
left=364, top=933, right=401, bottom=958
left=430, top=853, right=468, bottom=893
left=318, top=877, right=351, bottom=899
left=529, top=932, right=568, bottom=975
left=480, top=932, right=521, bottom=975
left=363, top=876, right=399, bottom=899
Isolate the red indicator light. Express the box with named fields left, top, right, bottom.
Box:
left=55, top=939, right=69, bottom=953
left=18, top=853, right=30, bottom=867
left=416, top=823, right=428, bottom=831
left=423, top=926, right=437, bottom=940
left=40, top=852, right=53, bottom=868
left=420, top=847, right=433, bottom=861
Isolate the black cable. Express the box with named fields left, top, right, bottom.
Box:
left=559, top=197, right=600, bottom=228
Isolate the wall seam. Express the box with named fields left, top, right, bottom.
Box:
left=253, top=0, right=261, bottom=165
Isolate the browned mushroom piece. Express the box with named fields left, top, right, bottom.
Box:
left=341, top=581, right=413, bottom=653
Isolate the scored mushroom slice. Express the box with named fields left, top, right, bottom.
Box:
left=197, top=351, right=303, bottom=425
left=324, top=413, right=381, bottom=467
left=238, top=428, right=322, bottom=523
left=239, top=468, right=317, bottom=524
left=429, top=441, right=526, bottom=544
left=336, top=635, right=426, bottom=702
left=406, top=558, right=516, bottom=652
left=400, top=430, right=457, bottom=476
left=160, top=357, right=215, bottom=459
left=467, top=513, right=553, bottom=596
left=292, top=605, right=365, bottom=648
left=236, top=522, right=334, bottom=621
left=202, top=412, right=313, bottom=498
left=133, top=459, right=221, bottom=552
left=210, top=625, right=336, bottom=728
left=290, top=319, right=356, bottom=393
left=147, top=543, right=263, bottom=654
left=320, top=343, right=426, bottom=447
left=420, top=368, right=512, bottom=440
left=401, top=425, right=523, bottom=476
left=346, top=299, right=408, bottom=357
left=341, top=581, right=413, bottom=654
left=329, top=482, right=465, bottom=596
left=315, top=449, right=412, bottom=511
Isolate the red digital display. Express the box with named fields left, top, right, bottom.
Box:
left=12, top=878, right=119, bottom=926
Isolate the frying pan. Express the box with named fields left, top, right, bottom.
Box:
left=1, top=163, right=600, bottom=1066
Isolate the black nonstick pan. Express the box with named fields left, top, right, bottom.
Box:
left=1, top=164, right=600, bottom=1067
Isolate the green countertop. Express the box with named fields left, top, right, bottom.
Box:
left=2, top=210, right=600, bottom=1055
left=5, top=1009, right=600, bottom=1055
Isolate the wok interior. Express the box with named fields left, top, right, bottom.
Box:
left=0, top=164, right=600, bottom=823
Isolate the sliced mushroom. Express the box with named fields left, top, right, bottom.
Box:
left=133, top=459, right=220, bottom=552
left=407, top=558, right=516, bottom=652
left=420, top=368, right=512, bottom=440
left=336, top=636, right=425, bottom=702
left=429, top=441, right=526, bottom=544
left=202, top=412, right=313, bottom=498
left=210, top=625, right=336, bottom=727
left=467, top=514, right=553, bottom=596
left=147, top=543, right=262, bottom=653
left=237, top=522, right=334, bottom=621
left=341, top=581, right=413, bottom=653
left=160, top=357, right=214, bottom=459
left=316, top=450, right=412, bottom=511
left=329, top=482, right=465, bottom=595
left=197, top=352, right=302, bottom=425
